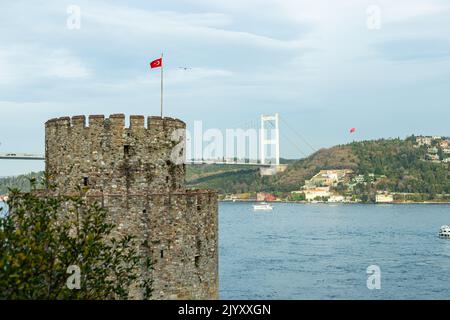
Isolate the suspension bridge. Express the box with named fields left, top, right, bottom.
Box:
left=0, top=114, right=315, bottom=175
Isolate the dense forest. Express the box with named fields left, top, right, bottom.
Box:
left=351, top=137, right=449, bottom=195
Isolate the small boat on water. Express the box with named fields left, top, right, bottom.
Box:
left=438, top=225, right=450, bottom=238
left=253, top=202, right=273, bottom=211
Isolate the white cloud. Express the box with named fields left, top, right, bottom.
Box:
left=81, top=4, right=303, bottom=50
left=0, top=46, right=91, bottom=85
left=44, top=49, right=91, bottom=78
left=383, top=2, right=449, bottom=22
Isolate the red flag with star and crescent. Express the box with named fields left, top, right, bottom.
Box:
left=150, top=58, right=162, bottom=69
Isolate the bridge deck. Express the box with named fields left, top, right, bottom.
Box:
left=0, top=153, right=45, bottom=160
left=186, top=161, right=272, bottom=166
left=0, top=153, right=276, bottom=166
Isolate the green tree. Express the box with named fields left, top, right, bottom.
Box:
left=290, top=193, right=305, bottom=201
left=0, top=187, right=152, bottom=300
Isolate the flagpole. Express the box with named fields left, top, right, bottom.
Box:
left=160, top=53, right=164, bottom=118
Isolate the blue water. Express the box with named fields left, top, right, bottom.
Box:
left=219, top=202, right=450, bottom=299
left=2, top=200, right=449, bottom=299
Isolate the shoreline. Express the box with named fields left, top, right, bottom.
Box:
left=220, top=200, right=450, bottom=205
left=2, top=199, right=448, bottom=206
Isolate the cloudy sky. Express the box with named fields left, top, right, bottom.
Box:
left=1, top=0, right=450, bottom=175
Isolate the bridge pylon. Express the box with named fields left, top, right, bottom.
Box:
left=260, top=113, right=280, bottom=165
left=259, top=113, right=287, bottom=176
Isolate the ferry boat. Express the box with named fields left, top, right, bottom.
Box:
left=253, top=202, right=273, bottom=211
left=438, top=225, right=450, bottom=238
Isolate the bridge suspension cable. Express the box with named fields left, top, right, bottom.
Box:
left=278, top=115, right=317, bottom=153
left=266, top=120, right=309, bottom=158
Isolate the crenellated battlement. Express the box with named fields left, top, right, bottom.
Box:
left=45, top=114, right=185, bottom=130
left=45, top=114, right=187, bottom=195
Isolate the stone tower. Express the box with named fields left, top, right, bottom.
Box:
left=45, top=114, right=218, bottom=299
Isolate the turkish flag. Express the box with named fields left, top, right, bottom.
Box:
left=150, top=58, right=162, bottom=69
left=350, top=128, right=356, bottom=134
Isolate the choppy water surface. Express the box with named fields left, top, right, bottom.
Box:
left=219, top=202, right=450, bottom=299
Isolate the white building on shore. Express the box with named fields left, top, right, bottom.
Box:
left=376, top=193, right=394, bottom=203
left=304, top=187, right=331, bottom=201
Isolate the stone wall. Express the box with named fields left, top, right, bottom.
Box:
left=45, top=114, right=218, bottom=300
left=45, top=114, right=186, bottom=194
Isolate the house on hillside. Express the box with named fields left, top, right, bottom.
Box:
left=440, top=140, right=449, bottom=148
left=416, top=136, right=432, bottom=146
left=376, top=193, right=394, bottom=203
left=428, top=146, right=439, bottom=154
left=256, top=192, right=276, bottom=202
left=304, top=187, right=331, bottom=201
left=304, top=169, right=352, bottom=188
left=427, top=154, right=440, bottom=161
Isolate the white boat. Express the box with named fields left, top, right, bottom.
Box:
left=438, top=225, right=450, bottom=238
left=253, top=202, right=273, bottom=211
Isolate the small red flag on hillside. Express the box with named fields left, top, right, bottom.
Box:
left=150, top=58, right=162, bottom=69
left=350, top=127, right=356, bottom=134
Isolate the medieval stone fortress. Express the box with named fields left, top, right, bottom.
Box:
left=45, top=114, right=218, bottom=299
